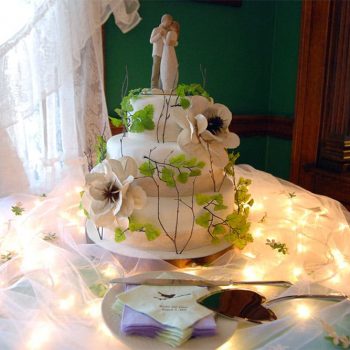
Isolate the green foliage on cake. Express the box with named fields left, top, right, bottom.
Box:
left=114, top=217, right=161, bottom=243
left=137, top=151, right=254, bottom=251
left=194, top=152, right=254, bottom=249
left=128, top=104, right=155, bottom=132
left=110, top=88, right=155, bottom=132
left=176, top=83, right=211, bottom=109
left=95, top=135, right=107, bottom=164
left=139, top=153, right=205, bottom=188
left=129, top=217, right=161, bottom=241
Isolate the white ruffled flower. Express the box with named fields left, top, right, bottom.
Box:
left=82, top=157, right=146, bottom=230
left=177, top=96, right=240, bottom=167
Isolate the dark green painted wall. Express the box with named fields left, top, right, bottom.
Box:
left=104, top=0, right=301, bottom=180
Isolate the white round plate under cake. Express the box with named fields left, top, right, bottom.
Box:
left=101, top=271, right=238, bottom=350
left=86, top=219, right=232, bottom=261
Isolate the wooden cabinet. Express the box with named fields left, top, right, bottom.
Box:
left=291, top=0, right=350, bottom=210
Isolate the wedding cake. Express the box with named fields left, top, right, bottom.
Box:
left=83, top=15, right=253, bottom=257
left=83, top=85, right=254, bottom=256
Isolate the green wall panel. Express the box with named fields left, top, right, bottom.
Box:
left=269, top=0, right=301, bottom=116
left=236, top=137, right=267, bottom=170
left=265, top=137, right=292, bottom=180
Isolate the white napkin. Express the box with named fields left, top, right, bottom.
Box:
left=116, top=273, right=213, bottom=330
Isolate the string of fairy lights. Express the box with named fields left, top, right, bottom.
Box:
left=0, top=183, right=350, bottom=349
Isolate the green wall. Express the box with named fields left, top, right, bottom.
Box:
left=104, top=0, right=301, bottom=180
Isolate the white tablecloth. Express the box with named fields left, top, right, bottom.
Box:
left=1, top=165, right=349, bottom=349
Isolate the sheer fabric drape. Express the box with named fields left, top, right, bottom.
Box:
left=0, top=0, right=141, bottom=196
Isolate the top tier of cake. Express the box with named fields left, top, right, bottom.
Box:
left=126, top=94, right=210, bottom=143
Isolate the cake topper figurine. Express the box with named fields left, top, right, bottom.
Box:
left=150, top=14, right=179, bottom=93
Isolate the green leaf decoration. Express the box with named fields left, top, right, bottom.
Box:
left=211, top=236, right=220, bottom=244
left=120, top=96, right=133, bottom=113
left=226, top=212, right=245, bottom=227
left=114, top=228, right=126, bottom=242
left=212, top=193, right=224, bottom=204
left=214, top=204, right=228, bottom=211
left=83, top=208, right=90, bottom=219
left=183, top=158, right=198, bottom=167
left=266, top=239, right=288, bottom=255
left=95, top=135, right=107, bottom=165
left=196, top=161, right=206, bottom=169
left=129, top=104, right=155, bottom=133
left=224, top=151, right=240, bottom=176
left=42, top=232, right=57, bottom=241
left=191, top=150, right=254, bottom=251
left=109, top=117, right=124, bottom=128
left=195, top=212, right=211, bottom=228
left=189, top=169, right=202, bottom=177
left=169, top=154, right=186, bottom=167
left=195, top=193, right=213, bottom=206
left=228, top=237, right=248, bottom=250
left=112, top=88, right=144, bottom=128
left=89, top=283, right=108, bottom=298
left=212, top=224, right=226, bottom=236
left=128, top=217, right=161, bottom=241
left=139, top=161, right=156, bottom=177
left=161, top=167, right=176, bottom=187
left=128, top=216, right=143, bottom=231
left=176, top=83, right=211, bottom=100
left=144, top=224, right=161, bottom=241
left=235, top=189, right=251, bottom=206
left=238, top=177, right=252, bottom=186
left=11, top=203, right=24, bottom=216
left=180, top=97, right=190, bottom=109
left=177, top=172, right=189, bottom=184
left=1, top=251, right=15, bottom=263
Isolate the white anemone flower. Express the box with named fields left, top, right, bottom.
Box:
left=82, top=157, right=146, bottom=230
left=177, top=101, right=240, bottom=167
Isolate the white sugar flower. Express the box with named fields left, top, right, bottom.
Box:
left=177, top=97, right=240, bottom=167
left=82, top=157, right=146, bottom=230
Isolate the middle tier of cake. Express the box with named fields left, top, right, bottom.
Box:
left=107, top=135, right=225, bottom=196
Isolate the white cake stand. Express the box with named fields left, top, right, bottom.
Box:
left=85, top=220, right=234, bottom=263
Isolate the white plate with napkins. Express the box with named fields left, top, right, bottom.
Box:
left=101, top=271, right=238, bottom=349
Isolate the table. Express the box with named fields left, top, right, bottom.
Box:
left=1, top=165, right=349, bottom=349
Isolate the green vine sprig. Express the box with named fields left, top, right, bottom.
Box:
left=138, top=152, right=204, bottom=253
left=11, top=203, right=25, bottom=216
left=195, top=152, right=254, bottom=249
left=110, top=88, right=155, bottom=133
left=42, top=232, right=57, bottom=242
left=114, top=216, right=161, bottom=243
left=266, top=238, right=288, bottom=255
left=175, top=83, right=211, bottom=109
left=0, top=251, right=15, bottom=264
left=95, top=135, right=107, bottom=165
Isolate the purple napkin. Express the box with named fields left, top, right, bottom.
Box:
left=121, top=305, right=217, bottom=337
left=120, top=285, right=216, bottom=338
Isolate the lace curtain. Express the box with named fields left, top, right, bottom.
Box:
left=0, top=0, right=141, bottom=196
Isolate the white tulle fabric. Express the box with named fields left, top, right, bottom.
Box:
left=1, top=165, right=350, bottom=349
left=0, top=0, right=141, bottom=196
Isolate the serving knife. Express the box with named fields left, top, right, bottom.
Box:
left=109, top=277, right=293, bottom=288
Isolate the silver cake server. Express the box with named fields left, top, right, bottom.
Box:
left=109, top=277, right=293, bottom=288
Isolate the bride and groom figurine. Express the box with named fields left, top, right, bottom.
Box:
left=150, top=14, right=180, bottom=93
